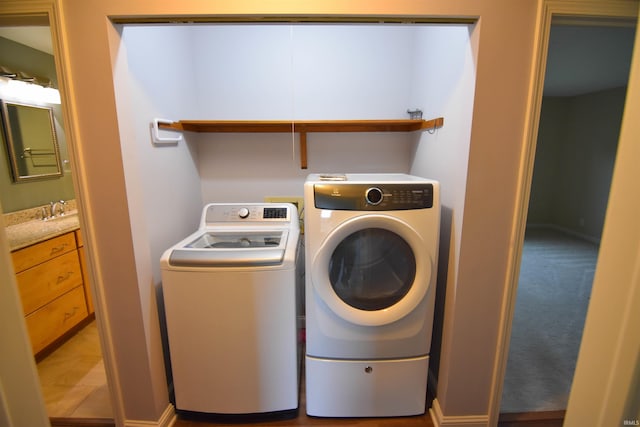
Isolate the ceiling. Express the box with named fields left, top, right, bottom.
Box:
left=544, top=24, right=636, bottom=96
left=0, top=26, right=53, bottom=55
left=0, top=23, right=636, bottom=97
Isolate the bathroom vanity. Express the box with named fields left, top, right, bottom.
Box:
left=5, top=205, right=94, bottom=358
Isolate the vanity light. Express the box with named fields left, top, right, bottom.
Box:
left=0, top=75, right=60, bottom=105
left=0, top=65, right=17, bottom=78
left=16, top=71, right=36, bottom=83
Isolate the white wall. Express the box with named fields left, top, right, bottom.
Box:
left=117, top=21, right=443, bottom=245
left=191, top=24, right=414, bottom=120
left=112, top=25, right=206, bottom=413
left=410, top=24, right=476, bottom=264
left=527, top=96, right=567, bottom=224
left=290, top=25, right=414, bottom=120
left=117, top=22, right=477, bottom=219
left=116, top=25, right=204, bottom=284
left=197, top=131, right=415, bottom=202
left=190, top=24, right=424, bottom=201
left=191, top=25, right=293, bottom=119
left=407, top=23, right=477, bottom=411
left=117, top=23, right=476, bottom=205
left=528, top=87, right=627, bottom=242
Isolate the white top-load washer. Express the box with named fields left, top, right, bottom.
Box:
left=304, top=173, right=440, bottom=417
left=160, top=203, right=300, bottom=418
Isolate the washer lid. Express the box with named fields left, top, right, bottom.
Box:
left=187, top=231, right=284, bottom=248
left=311, top=215, right=432, bottom=326
left=169, top=230, right=287, bottom=267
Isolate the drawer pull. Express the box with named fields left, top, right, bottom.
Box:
left=50, top=244, right=69, bottom=256
left=56, top=271, right=74, bottom=283
left=63, top=306, right=79, bottom=321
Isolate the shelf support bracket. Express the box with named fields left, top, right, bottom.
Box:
left=300, top=131, right=308, bottom=169
left=421, top=117, right=444, bottom=132
left=151, top=118, right=182, bottom=145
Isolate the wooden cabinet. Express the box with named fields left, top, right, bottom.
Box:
left=11, top=232, right=76, bottom=272
left=25, top=286, right=87, bottom=356
left=16, top=251, right=83, bottom=315
left=11, top=231, right=90, bottom=356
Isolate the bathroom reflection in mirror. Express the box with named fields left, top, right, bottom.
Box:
left=1, top=100, right=62, bottom=182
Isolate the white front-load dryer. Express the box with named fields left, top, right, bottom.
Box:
left=304, top=173, right=440, bottom=417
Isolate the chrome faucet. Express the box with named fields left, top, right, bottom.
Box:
left=57, top=200, right=66, bottom=216
left=43, top=200, right=66, bottom=219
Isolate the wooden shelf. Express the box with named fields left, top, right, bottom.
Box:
left=159, top=117, right=444, bottom=169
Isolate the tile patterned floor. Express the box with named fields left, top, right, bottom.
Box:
left=37, top=321, right=113, bottom=418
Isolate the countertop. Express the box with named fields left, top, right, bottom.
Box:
left=4, top=211, right=80, bottom=252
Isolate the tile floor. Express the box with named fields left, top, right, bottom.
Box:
left=37, top=321, right=113, bottom=419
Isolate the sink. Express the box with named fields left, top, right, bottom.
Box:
left=44, top=210, right=79, bottom=222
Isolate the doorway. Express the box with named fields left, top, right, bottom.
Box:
left=500, top=19, right=636, bottom=417
left=0, top=16, right=113, bottom=423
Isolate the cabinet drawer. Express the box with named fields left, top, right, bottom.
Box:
left=16, top=251, right=83, bottom=315
left=11, top=232, right=77, bottom=272
left=25, top=286, right=88, bottom=355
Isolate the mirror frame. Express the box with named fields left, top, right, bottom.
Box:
left=0, top=99, right=63, bottom=182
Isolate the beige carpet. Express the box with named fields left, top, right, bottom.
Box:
left=501, top=227, right=598, bottom=413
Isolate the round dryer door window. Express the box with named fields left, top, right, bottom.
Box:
left=329, top=228, right=416, bottom=311
left=312, top=214, right=432, bottom=326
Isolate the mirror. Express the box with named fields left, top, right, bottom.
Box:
left=1, top=100, right=62, bottom=182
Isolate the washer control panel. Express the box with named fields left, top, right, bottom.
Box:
left=314, top=183, right=434, bottom=210
left=203, top=204, right=291, bottom=224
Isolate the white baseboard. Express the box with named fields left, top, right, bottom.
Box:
left=125, top=403, right=176, bottom=427
left=430, top=398, right=489, bottom=427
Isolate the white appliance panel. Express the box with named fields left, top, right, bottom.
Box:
left=305, top=289, right=433, bottom=359
left=306, top=356, right=429, bottom=417
left=162, top=267, right=298, bottom=414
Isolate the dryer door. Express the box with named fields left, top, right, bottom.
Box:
left=311, top=214, right=433, bottom=326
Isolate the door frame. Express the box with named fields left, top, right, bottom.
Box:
left=0, top=1, right=124, bottom=425
left=489, top=0, right=639, bottom=425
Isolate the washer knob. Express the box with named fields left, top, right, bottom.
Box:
left=365, top=187, right=383, bottom=205
left=238, top=207, right=250, bottom=219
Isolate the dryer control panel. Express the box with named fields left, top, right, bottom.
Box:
left=314, top=183, right=434, bottom=210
